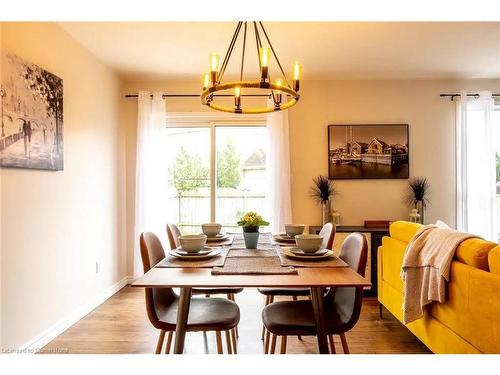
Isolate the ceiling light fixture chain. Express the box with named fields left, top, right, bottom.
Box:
left=201, top=21, right=302, bottom=114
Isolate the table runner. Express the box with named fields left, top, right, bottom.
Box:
left=211, top=233, right=298, bottom=275
left=155, top=248, right=230, bottom=268
left=276, top=247, right=349, bottom=268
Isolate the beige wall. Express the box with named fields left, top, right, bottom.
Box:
left=122, top=79, right=500, bottom=274
left=1, top=23, right=126, bottom=349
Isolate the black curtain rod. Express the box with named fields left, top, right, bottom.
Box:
left=124, top=93, right=271, bottom=98
left=440, top=93, right=500, bottom=101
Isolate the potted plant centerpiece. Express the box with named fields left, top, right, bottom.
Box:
left=237, top=211, right=269, bottom=249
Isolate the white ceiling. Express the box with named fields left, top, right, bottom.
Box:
left=59, top=22, right=500, bottom=81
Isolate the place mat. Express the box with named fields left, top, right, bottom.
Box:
left=212, top=256, right=297, bottom=275
left=276, top=248, right=350, bottom=268
left=155, top=248, right=230, bottom=268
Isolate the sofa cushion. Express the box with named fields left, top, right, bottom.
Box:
left=389, top=221, right=422, bottom=243
left=380, top=236, right=407, bottom=292
left=455, top=238, right=496, bottom=271
left=488, top=246, right=500, bottom=275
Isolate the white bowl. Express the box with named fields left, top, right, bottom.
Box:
left=179, top=234, right=207, bottom=253
left=285, top=224, right=305, bottom=238
left=295, top=234, right=323, bottom=253
left=201, top=223, right=222, bottom=237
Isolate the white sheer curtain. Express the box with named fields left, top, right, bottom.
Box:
left=266, top=98, right=293, bottom=233
left=456, top=90, right=497, bottom=241
left=133, top=91, right=169, bottom=277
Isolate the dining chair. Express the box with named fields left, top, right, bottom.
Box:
left=140, top=231, right=240, bottom=354
left=261, top=232, right=368, bottom=354
left=167, top=224, right=243, bottom=338
left=258, top=222, right=336, bottom=351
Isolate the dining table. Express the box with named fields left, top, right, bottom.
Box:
left=132, top=233, right=371, bottom=354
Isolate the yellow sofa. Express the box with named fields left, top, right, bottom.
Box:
left=377, top=221, right=500, bottom=353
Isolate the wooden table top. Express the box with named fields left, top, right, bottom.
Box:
left=132, top=267, right=371, bottom=288
left=132, top=233, right=371, bottom=289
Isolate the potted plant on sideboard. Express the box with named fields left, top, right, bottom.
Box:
left=311, top=175, right=338, bottom=225
left=404, top=177, right=431, bottom=224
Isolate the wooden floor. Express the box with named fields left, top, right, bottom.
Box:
left=43, top=286, right=430, bottom=354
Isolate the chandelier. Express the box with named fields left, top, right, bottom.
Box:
left=201, top=21, right=302, bottom=114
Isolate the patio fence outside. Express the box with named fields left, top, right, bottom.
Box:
left=168, top=193, right=266, bottom=234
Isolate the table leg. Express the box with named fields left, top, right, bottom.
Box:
left=173, top=287, right=192, bottom=354
left=311, top=287, right=329, bottom=354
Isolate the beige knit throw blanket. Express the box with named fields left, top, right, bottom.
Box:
left=400, top=224, right=478, bottom=324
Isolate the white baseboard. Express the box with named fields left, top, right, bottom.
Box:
left=18, top=275, right=134, bottom=353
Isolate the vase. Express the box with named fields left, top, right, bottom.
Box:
left=416, top=201, right=425, bottom=224
left=243, top=226, right=260, bottom=249
left=321, top=200, right=331, bottom=225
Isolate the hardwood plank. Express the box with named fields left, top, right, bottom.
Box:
left=41, top=286, right=431, bottom=354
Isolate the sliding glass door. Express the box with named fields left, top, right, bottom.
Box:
left=166, top=120, right=268, bottom=234
left=215, top=126, right=268, bottom=233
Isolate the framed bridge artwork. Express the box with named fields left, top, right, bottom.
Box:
left=328, top=124, right=409, bottom=179
left=0, top=51, right=63, bottom=170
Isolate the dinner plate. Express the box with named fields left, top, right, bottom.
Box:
left=169, top=248, right=222, bottom=260
left=290, top=247, right=328, bottom=256
left=283, top=247, right=334, bottom=261
left=205, top=232, right=227, bottom=238
left=273, top=233, right=296, bottom=243
left=205, top=233, right=230, bottom=242
left=174, top=247, right=213, bottom=256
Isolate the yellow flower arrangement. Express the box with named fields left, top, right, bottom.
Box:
left=237, top=211, right=269, bottom=231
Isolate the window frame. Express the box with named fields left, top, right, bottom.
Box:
left=165, top=112, right=267, bottom=223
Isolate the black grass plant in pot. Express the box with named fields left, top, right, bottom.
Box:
left=237, top=211, right=269, bottom=249
left=404, top=177, right=431, bottom=224
left=311, top=175, right=338, bottom=225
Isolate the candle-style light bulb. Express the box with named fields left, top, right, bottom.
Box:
left=202, top=73, right=210, bottom=89
left=234, top=86, right=242, bottom=112
left=209, top=53, right=220, bottom=85
left=259, top=46, right=271, bottom=81
left=292, top=61, right=301, bottom=91
left=260, top=47, right=271, bottom=67
left=209, top=53, right=220, bottom=72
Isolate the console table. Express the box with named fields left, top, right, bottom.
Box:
left=309, top=225, right=389, bottom=297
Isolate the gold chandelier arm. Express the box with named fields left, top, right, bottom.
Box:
left=218, top=21, right=243, bottom=84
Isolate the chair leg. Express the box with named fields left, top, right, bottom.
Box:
left=155, top=330, right=166, bottom=354
left=229, top=294, right=239, bottom=337
left=292, top=295, right=302, bottom=340
left=165, top=331, right=173, bottom=354
left=216, top=331, right=223, bottom=354
left=328, top=335, right=336, bottom=354
left=339, top=333, right=349, bottom=354
left=231, top=328, right=238, bottom=354
left=264, top=329, right=271, bottom=354
left=379, top=302, right=383, bottom=319
left=261, top=295, right=270, bottom=340
left=270, top=334, right=277, bottom=354
left=225, top=330, right=233, bottom=354
left=280, top=335, right=287, bottom=354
